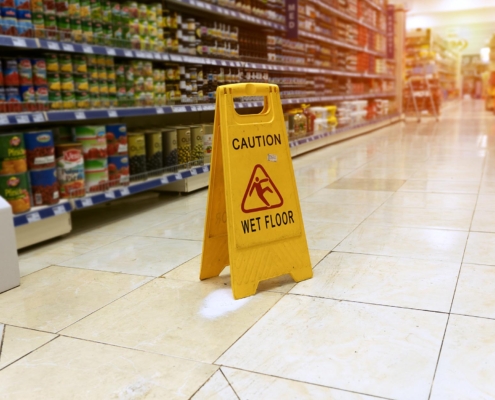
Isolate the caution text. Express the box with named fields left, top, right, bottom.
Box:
left=232, top=134, right=281, bottom=150
left=241, top=211, right=295, bottom=234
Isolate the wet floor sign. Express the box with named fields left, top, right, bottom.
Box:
left=200, top=83, right=313, bottom=299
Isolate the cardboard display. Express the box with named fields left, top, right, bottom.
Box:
left=200, top=83, right=312, bottom=299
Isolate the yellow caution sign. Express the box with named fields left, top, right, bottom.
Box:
left=200, top=83, right=313, bottom=299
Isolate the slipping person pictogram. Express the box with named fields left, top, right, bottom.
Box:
left=241, top=164, right=283, bottom=213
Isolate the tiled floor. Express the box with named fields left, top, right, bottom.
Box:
left=2, top=99, right=495, bottom=399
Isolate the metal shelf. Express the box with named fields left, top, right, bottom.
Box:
left=13, top=200, right=72, bottom=228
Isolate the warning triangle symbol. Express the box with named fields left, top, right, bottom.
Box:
left=241, top=164, right=284, bottom=213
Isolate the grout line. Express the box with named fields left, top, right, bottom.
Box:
left=0, top=323, right=5, bottom=360
left=187, top=368, right=223, bottom=399
left=219, top=368, right=241, bottom=400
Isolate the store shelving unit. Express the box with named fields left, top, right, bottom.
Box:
left=0, top=0, right=402, bottom=248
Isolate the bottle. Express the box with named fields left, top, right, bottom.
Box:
left=301, top=104, right=315, bottom=135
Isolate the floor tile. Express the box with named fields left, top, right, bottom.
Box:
left=464, top=232, right=495, bottom=266
left=0, top=266, right=151, bottom=332
left=0, top=326, right=56, bottom=369
left=222, top=367, right=374, bottom=400
left=304, top=189, right=393, bottom=206
left=60, top=279, right=282, bottom=363
left=399, top=180, right=480, bottom=194
left=475, top=194, right=495, bottom=211
left=291, top=252, right=459, bottom=312
left=0, top=336, right=217, bottom=400
left=411, top=169, right=482, bottom=181
left=479, top=180, right=495, bottom=194
left=218, top=295, right=447, bottom=400
left=430, top=315, right=495, bottom=400
left=164, top=249, right=329, bottom=294
left=327, top=178, right=406, bottom=191
left=191, top=370, right=238, bottom=400
left=303, top=220, right=358, bottom=251
left=90, top=212, right=182, bottom=235
left=383, top=192, right=477, bottom=210
left=471, top=210, right=495, bottom=233
left=136, top=210, right=206, bottom=241
left=451, top=264, right=495, bottom=319
left=335, top=223, right=468, bottom=262
left=60, top=236, right=202, bottom=277
left=301, top=202, right=377, bottom=224
left=345, top=167, right=416, bottom=180
left=365, top=206, right=473, bottom=231
left=18, top=232, right=126, bottom=277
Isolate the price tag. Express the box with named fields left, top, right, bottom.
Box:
left=124, top=50, right=133, bottom=57
left=160, top=176, right=168, bottom=184
left=221, top=61, right=226, bottom=66
left=156, top=107, right=164, bottom=114
left=204, top=3, right=211, bottom=9
left=170, top=54, right=182, bottom=62
left=26, top=212, right=41, bottom=223
left=153, top=52, right=161, bottom=59
left=62, top=43, right=74, bottom=51
left=12, top=37, right=27, bottom=47
left=104, top=191, right=115, bottom=199
left=106, top=47, right=116, bottom=56
left=173, top=106, right=187, bottom=113
left=202, top=166, right=209, bottom=173
left=135, top=51, right=144, bottom=58
left=190, top=106, right=197, bottom=112
left=120, top=188, right=130, bottom=196
left=190, top=169, right=198, bottom=175
left=81, top=198, right=93, bottom=207
left=75, top=111, right=86, bottom=120
left=108, top=110, right=118, bottom=117
left=47, top=41, right=60, bottom=50
left=82, top=45, right=94, bottom=53
left=32, top=113, right=44, bottom=122
left=0, top=115, right=8, bottom=125
left=15, top=115, right=29, bottom=124
left=53, top=205, right=66, bottom=215
left=175, top=173, right=182, bottom=180
left=145, top=52, right=153, bottom=59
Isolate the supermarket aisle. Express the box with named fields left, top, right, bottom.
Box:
left=1, top=99, right=495, bottom=399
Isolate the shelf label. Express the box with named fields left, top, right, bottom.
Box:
left=120, top=188, right=130, bottom=196
left=153, top=52, right=161, bottom=59
left=108, top=110, right=118, bottom=117
left=124, top=50, right=133, bottom=57
left=104, top=191, right=115, bottom=199
left=202, top=166, right=209, bottom=173
left=135, top=51, right=145, bottom=58
left=156, top=107, right=164, bottom=114
left=160, top=176, right=168, bottom=184
left=190, top=168, right=198, bottom=175
left=52, top=205, right=66, bottom=215
left=12, top=37, right=27, bottom=47
left=0, top=115, right=8, bottom=125
left=26, top=212, right=41, bottom=223
left=32, top=113, right=44, bottom=122
left=15, top=115, right=29, bottom=124
left=145, top=52, right=153, bottom=59
left=82, top=45, right=94, bottom=53
left=175, top=173, right=182, bottom=180
left=47, top=41, right=60, bottom=50
left=173, top=106, right=187, bottom=113
left=106, top=47, right=116, bottom=56
left=81, top=198, right=93, bottom=207
left=170, top=54, right=183, bottom=62
left=62, top=43, right=74, bottom=51
left=75, top=111, right=86, bottom=120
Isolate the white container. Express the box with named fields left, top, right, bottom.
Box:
left=0, top=197, right=20, bottom=293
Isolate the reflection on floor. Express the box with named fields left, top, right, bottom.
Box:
left=2, top=100, right=495, bottom=399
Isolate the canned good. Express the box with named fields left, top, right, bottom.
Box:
left=3, top=58, right=19, bottom=86
left=107, top=80, right=116, bottom=95
left=81, top=19, right=93, bottom=43
left=79, top=0, right=89, bottom=18
left=170, top=126, right=190, bottom=164
left=0, top=133, right=26, bottom=174
left=43, top=0, right=55, bottom=14
left=162, top=128, right=177, bottom=167
left=190, top=125, right=203, bottom=163
left=44, top=53, right=58, bottom=72
left=24, top=130, right=55, bottom=169
left=78, top=137, right=106, bottom=158
left=0, top=173, right=31, bottom=214
left=0, top=18, right=17, bottom=37
left=48, top=90, right=62, bottom=109
left=5, top=86, right=22, bottom=111
left=128, top=132, right=145, bottom=176
left=89, top=0, right=100, bottom=20
left=34, top=85, right=49, bottom=104
left=17, top=20, right=33, bottom=37
left=57, top=15, right=70, bottom=33
left=47, top=72, right=61, bottom=90
left=60, top=72, right=74, bottom=91
left=98, top=80, right=108, bottom=94
left=75, top=90, right=89, bottom=108
left=106, top=67, right=115, bottom=81
left=29, top=167, right=59, bottom=205
left=72, top=55, right=87, bottom=73
left=31, top=58, right=47, bottom=85
left=55, top=142, right=85, bottom=198
left=72, top=125, right=104, bottom=139
left=19, top=85, right=35, bottom=103
left=70, top=17, right=82, bottom=41
left=144, top=130, right=162, bottom=173
left=202, top=124, right=213, bottom=163
left=58, top=54, right=72, bottom=73
left=68, top=0, right=80, bottom=16
left=53, top=126, right=71, bottom=143
left=85, top=169, right=108, bottom=192
left=31, top=0, right=43, bottom=12
left=61, top=90, right=75, bottom=108
left=89, top=92, right=100, bottom=108
left=33, top=12, right=45, bottom=37
left=87, top=65, right=98, bottom=79
left=84, top=157, right=107, bottom=170
left=55, top=0, right=68, bottom=14
left=44, top=14, right=57, bottom=38
left=88, top=78, right=99, bottom=94
left=105, top=123, right=127, bottom=156
left=97, top=67, right=107, bottom=80
left=108, top=154, right=129, bottom=186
